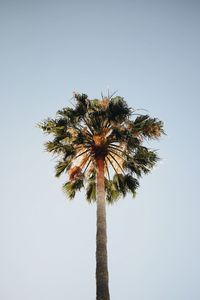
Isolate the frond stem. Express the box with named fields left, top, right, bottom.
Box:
left=83, top=158, right=92, bottom=174
left=107, top=156, right=119, bottom=175
left=108, top=145, right=125, bottom=154
left=107, top=148, right=126, bottom=160
left=108, top=153, right=125, bottom=174
left=73, top=149, right=90, bottom=160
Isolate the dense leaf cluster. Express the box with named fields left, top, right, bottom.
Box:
left=39, top=93, right=164, bottom=203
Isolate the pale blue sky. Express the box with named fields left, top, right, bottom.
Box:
left=0, top=0, right=200, bottom=299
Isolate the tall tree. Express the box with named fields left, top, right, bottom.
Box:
left=39, top=93, right=164, bottom=300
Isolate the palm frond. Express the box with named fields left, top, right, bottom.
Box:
left=124, top=174, right=139, bottom=197
left=134, top=147, right=160, bottom=172
left=123, top=158, right=142, bottom=177
left=105, top=179, right=121, bottom=203
left=63, top=177, right=84, bottom=200
left=113, top=174, right=126, bottom=196
left=55, top=160, right=71, bottom=177
left=86, top=179, right=96, bottom=203
left=107, top=96, right=132, bottom=122
left=131, top=115, right=165, bottom=139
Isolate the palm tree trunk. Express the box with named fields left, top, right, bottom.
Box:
left=96, top=158, right=110, bottom=300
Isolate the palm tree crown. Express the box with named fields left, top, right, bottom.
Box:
left=39, top=93, right=164, bottom=202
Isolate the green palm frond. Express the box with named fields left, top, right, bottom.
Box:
left=55, top=160, right=72, bottom=177
left=44, top=140, right=74, bottom=155
left=105, top=179, right=121, bottom=203
left=131, top=115, right=165, bottom=139
left=134, top=147, right=159, bottom=173
left=124, top=174, right=139, bottom=197
left=88, top=99, right=100, bottom=109
left=63, top=177, right=84, bottom=200
left=113, top=174, right=126, bottom=196
left=57, top=107, right=77, bottom=121
left=123, top=158, right=142, bottom=177
left=38, top=118, right=57, bottom=133
left=86, top=179, right=96, bottom=203
left=107, top=97, right=132, bottom=122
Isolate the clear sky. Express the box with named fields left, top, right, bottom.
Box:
left=0, top=0, right=200, bottom=299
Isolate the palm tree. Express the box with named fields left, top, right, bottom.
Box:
left=38, top=92, right=164, bottom=300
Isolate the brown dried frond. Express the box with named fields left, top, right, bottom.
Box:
left=93, top=134, right=105, bottom=145
left=146, top=124, right=161, bottom=138
left=132, top=130, right=141, bottom=138
left=81, top=127, right=88, bottom=135
left=153, top=125, right=162, bottom=137
left=93, top=128, right=110, bottom=146
left=100, top=98, right=109, bottom=109
left=80, top=155, right=89, bottom=168
left=67, top=128, right=78, bottom=139
left=68, top=166, right=82, bottom=181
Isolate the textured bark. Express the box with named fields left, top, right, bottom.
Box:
left=96, top=159, right=110, bottom=300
